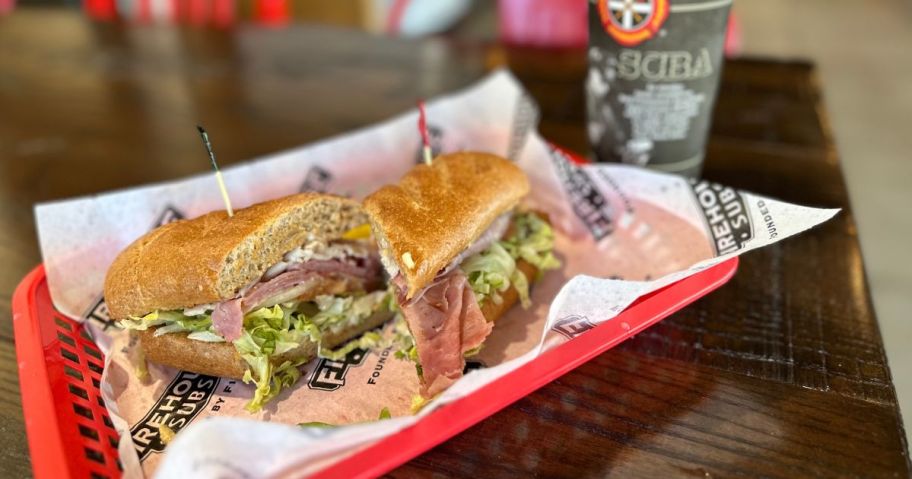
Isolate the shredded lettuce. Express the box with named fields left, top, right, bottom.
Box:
left=318, top=331, right=384, bottom=361
left=118, top=291, right=393, bottom=413
left=237, top=325, right=307, bottom=413
left=119, top=310, right=193, bottom=331
left=242, top=305, right=317, bottom=357
left=299, top=421, right=335, bottom=428
left=186, top=331, right=225, bottom=342
left=127, top=331, right=150, bottom=382
left=461, top=212, right=559, bottom=309
left=236, top=296, right=390, bottom=412
left=511, top=266, right=532, bottom=308
left=463, top=345, right=483, bottom=358
left=314, top=293, right=404, bottom=361
left=501, top=212, right=561, bottom=273
left=298, top=407, right=391, bottom=429
left=461, top=242, right=529, bottom=307
left=311, top=291, right=390, bottom=334
left=389, top=315, right=423, bottom=377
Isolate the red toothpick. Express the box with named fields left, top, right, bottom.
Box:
left=417, top=100, right=433, bottom=165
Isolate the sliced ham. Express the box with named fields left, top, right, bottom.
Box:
left=242, top=271, right=320, bottom=311
left=212, top=299, right=243, bottom=341
left=398, top=269, right=492, bottom=398
left=210, top=255, right=382, bottom=340
left=243, top=257, right=381, bottom=311
left=286, top=257, right=381, bottom=280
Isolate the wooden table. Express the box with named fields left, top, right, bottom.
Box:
left=1, top=9, right=909, bottom=478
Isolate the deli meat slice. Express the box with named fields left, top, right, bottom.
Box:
left=399, top=269, right=493, bottom=397
left=242, top=270, right=320, bottom=312
left=211, top=256, right=382, bottom=340
left=285, top=257, right=381, bottom=280
left=212, top=299, right=243, bottom=341
left=243, top=258, right=380, bottom=311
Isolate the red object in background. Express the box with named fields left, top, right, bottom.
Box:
left=417, top=100, right=431, bottom=148
left=134, top=0, right=151, bottom=23
left=725, top=11, right=742, bottom=56
left=212, top=0, right=235, bottom=28
left=171, top=0, right=186, bottom=23
left=255, top=0, right=289, bottom=26
left=498, top=0, right=588, bottom=48
left=188, top=0, right=210, bottom=26
left=84, top=0, right=117, bottom=21
left=498, top=0, right=741, bottom=54
left=171, top=0, right=235, bottom=27
left=386, top=0, right=411, bottom=35
left=0, top=0, right=16, bottom=15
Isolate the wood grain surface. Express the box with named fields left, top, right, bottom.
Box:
left=0, top=8, right=908, bottom=478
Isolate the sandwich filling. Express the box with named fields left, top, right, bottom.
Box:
left=119, top=237, right=390, bottom=411
left=388, top=212, right=559, bottom=398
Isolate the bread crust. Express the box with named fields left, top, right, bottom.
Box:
left=363, top=152, right=529, bottom=298
left=139, top=309, right=394, bottom=379
left=104, top=193, right=367, bottom=319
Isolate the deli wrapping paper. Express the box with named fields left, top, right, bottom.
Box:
left=34, top=70, right=838, bottom=478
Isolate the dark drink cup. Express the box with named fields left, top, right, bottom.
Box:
left=586, top=0, right=732, bottom=178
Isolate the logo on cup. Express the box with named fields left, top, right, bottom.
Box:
left=598, top=0, right=669, bottom=47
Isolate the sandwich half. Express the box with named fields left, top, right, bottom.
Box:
left=106, top=193, right=392, bottom=411
left=363, top=152, right=559, bottom=399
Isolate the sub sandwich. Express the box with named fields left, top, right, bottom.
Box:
left=363, top=152, right=559, bottom=399
left=106, top=193, right=392, bottom=411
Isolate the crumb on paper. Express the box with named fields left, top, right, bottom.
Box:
left=410, top=395, right=429, bottom=413
left=159, top=424, right=176, bottom=445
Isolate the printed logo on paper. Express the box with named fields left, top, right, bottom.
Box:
left=549, top=147, right=614, bottom=241
left=690, top=180, right=753, bottom=255
left=154, top=205, right=185, bottom=227
left=130, top=371, right=219, bottom=461
left=300, top=166, right=333, bottom=193
left=414, top=124, right=444, bottom=164
left=84, top=297, right=113, bottom=331
left=598, top=0, right=669, bottom=47
left=84, top=205, right=185, bottom=330
left=552, top=315, right=597, bottom=339
left=308, top=348, right=368, bottom=391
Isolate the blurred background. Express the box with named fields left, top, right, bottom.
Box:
left=1, top=0, right=910, bottom=443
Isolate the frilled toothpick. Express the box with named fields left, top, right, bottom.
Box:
left=417, top=100, right=433, bottom=165
left=196, top=125, right=234, bottom=217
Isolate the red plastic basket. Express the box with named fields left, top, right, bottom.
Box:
left=12, top=258, right=737, bottom=478
left=13, top=266, right=121, bottom=479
